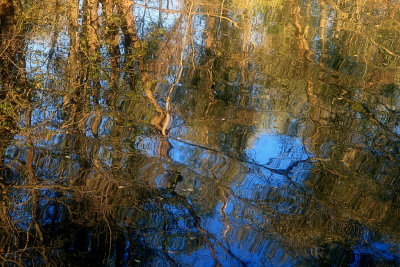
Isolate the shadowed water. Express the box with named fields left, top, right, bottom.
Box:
left=0, top=0, right=399, bottom=265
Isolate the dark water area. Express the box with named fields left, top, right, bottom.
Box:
left=0, top=0, right=400, bottom=265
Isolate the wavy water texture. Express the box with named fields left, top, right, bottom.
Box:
left=0, top=0, right=400, bottom=265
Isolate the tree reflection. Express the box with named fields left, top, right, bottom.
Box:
left=0, top=0, right=399, bottom=265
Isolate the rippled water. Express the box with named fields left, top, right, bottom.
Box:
left=0, top=0, right=400, bottom=265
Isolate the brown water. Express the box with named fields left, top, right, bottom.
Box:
left=0, top=0, right=399, bottom=265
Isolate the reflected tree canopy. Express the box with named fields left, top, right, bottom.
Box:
left=0, top=0, right=400, bottom=265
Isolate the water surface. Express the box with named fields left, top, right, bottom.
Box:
left=0, top=0, right=399, bottom=265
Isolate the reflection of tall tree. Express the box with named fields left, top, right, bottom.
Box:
left=0, top=0, right=45, bottom=264
left=64, top=0, right=81, bottom=124
left=85, top=0, right=100, bottom=104
left=0, top=0, right=25, bottom=135
left=0, top=0, right=29, bottom=168
left=118, top=0, right=138, bottom=90
left=103, top=0, right=121, bottom=88
left=0, top=2, right=19, bottom=261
